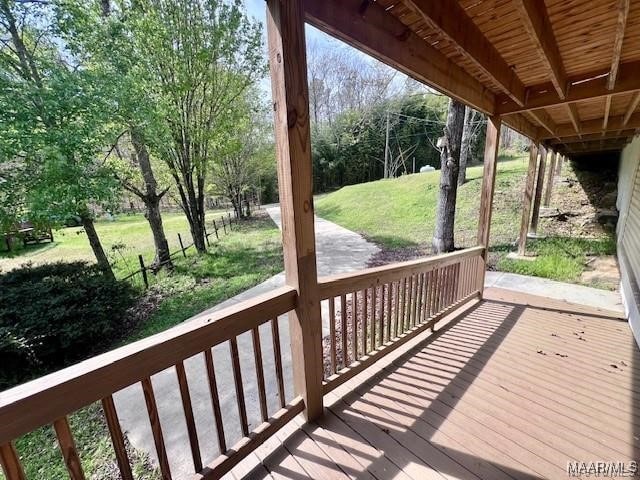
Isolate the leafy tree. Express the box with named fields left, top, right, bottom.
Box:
left=0, top=0, right=120, bottom=277
left=132, top=0, right=265, bottom=253
left=209, top=92, right=274, bottom=218
left=56, top=0, right=175, bottom=269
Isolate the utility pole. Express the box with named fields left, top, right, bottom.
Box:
left=384, top=111, right=390, bottom=178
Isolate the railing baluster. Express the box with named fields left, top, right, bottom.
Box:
left=270, top=318, right=286, bottom=409
left=53, top=417, right=86, bottom=480
left=393, top=281, right=400, bottom=338
left=175, top=361, right=202, bottom=472
left=229, top=338, right=249, bottom=437
left=425, top=270, right=433, bottom=319
left=411, top=274, right=418, bottom=327
left=204, top=349, right=227, bottom=453
left=400, top=277, right=407, bottom=333
left=386, top=283, right=392, bottom=341
left=363, top=288, right=368, bottom=354
left=433, top=268, right=441, bottom=314
left=420, top=272, right=428, bottom=323
left=341, top=293, right=348, bottom=367
left=252, top=327, right=269, bottom=423
left=101, top=396, right=134, bottom=480
left=377, top=285, right=384, bottom=346
left=0, top=442, right=26, bottom=480
left=370, top=286, right=377, bottom=351
left=416, top=273, right=424, bottom=325
left=352, top=291, right=358, bottom=361
left=141, top=378, right=172, bottom=479
left=329, top=297, right=337, bottom=375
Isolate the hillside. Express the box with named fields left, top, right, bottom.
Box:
left=316, top=156, right=528, bottom=251
left=315, top=155, right=618, bottom=288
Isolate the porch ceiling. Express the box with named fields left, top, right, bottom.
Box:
left=303, top=0, right=640, bottom=154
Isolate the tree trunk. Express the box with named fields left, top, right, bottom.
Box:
left=458, top=106, right=473, bottom=186
left=130, top=129, right=173, bottom=269
left=80, top=213, right=114, bottom=279
left=432, top=99, right=465, bottom=254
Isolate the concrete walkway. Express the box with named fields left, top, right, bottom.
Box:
left=114, top=206, right=379, bottom=478
left=485, top=270, right=624, bottom=314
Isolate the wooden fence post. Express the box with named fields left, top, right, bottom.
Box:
left=267, top=0, right=324, bottom=420
left=529, top=145, right=548, bottom=236
left=221, top=216, right=227, bottom=235
left=476, top=115, right=501, bottom=295
left=212, top=220, right=219, bottom=240
left=178, top=233, right=186, bottom=257
left=228, top=212, right=232, bottom=230
left=204, top=225, right=210, bottom=247
left=517, top=142, right=539, bottom=256
left=138, top=255, right=149, bottom=289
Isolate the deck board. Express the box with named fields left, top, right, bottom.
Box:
left=231, top=288, right=640, bottom=480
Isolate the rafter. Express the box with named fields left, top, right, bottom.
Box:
left=513, top=0, right=567, bottom=99
left=497, top=60, right=640, bottom=115
left=540, top=112, right=640, bottom=139
left=563, top=139, right=629, bottom=153
left=527, top=108, right=557, bottom=137
left=547, top=130, right=636, bottom=145
left=607, top=0, right=630, bottom=90
left=623, top=91, right=640, bottom=126
left=303, top=0, right=495, bottom=114
left=503, top=113, right=540, bottom=140
left=603, top=95, right=612, bottom=131
left=565, top=103, right=581, bottom=135
left=401, top=0, right=525, bottom=106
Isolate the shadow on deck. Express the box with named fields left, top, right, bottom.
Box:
left=231, top=288, right=640, bottom=480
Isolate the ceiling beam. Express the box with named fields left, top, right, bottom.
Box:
left=496, top=60, right=640, bottom=114
left=565, top=103, right=581, bottom=135
left=603, top=95, right=612, bottom=130
left=527, top=108, right=557, bottom=136
left=502, top=113, right=540, bottom=140
left=563, top=139, right=629, bottom=153
left=622, top=91, right=640, bottom=126
left=303, top=0, right=495, bottom=114
left=547, top=129, right=636, bottom=145
left=540, top=112, right=640, bottom=139
left=513, top=0, right=567, bottom=99
left=402, top=0, right=525, bottom=106
left=607, top=0, right=630, bottom=90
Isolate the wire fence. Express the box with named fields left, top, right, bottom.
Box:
left=120, top=211, right=240, bottom=289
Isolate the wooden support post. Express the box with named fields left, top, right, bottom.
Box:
left=529, top=144, right=548, bottom=236
left=228, top=212, right=232, bottom=229
left=267, top=0, right=324, bottom=420
left=204, top=225, right=210, bottom=247
left=138, top=255, right=149, bottom=289
left=556, top=154, right=564, bottom=175
left=476, top=115, right=501, bottom=295
left=517, top=142, right=539, bottom=256
left=178, top=233, right=186, bottom=257
left=212, top=220, right=219, bottom=240
left=221, top=216, right=227, bottom=235
left=542, top=149, right=558, bottom=206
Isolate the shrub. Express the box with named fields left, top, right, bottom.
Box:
left=0, top=262, right=135, bottom=389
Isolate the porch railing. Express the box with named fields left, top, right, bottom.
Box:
left=318, top=246, right=484, bottom=392
left=0, top=247, right=484, bottom=480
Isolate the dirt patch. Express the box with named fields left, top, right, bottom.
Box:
left=580, top=255, right=620, bottom=291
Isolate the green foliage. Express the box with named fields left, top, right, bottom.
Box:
left=0, top=2, right=121, bottom=226
left=0, top=262, right=135, bottom=388
left=312, top=94, right=451, bottom=192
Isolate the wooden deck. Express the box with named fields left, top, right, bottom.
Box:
left=227, top=288, right=639, bottom=480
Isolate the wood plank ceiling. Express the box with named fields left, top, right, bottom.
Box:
left=303, top=0, right=640, bottom=156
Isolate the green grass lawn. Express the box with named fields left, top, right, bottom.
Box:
left=1, top=211, right=283, bottom=480
left=316, top=155, right=616, bottom=287
left=315, top=155, right=528, bottom=249
left=0, top=210, right=230, bottom=277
